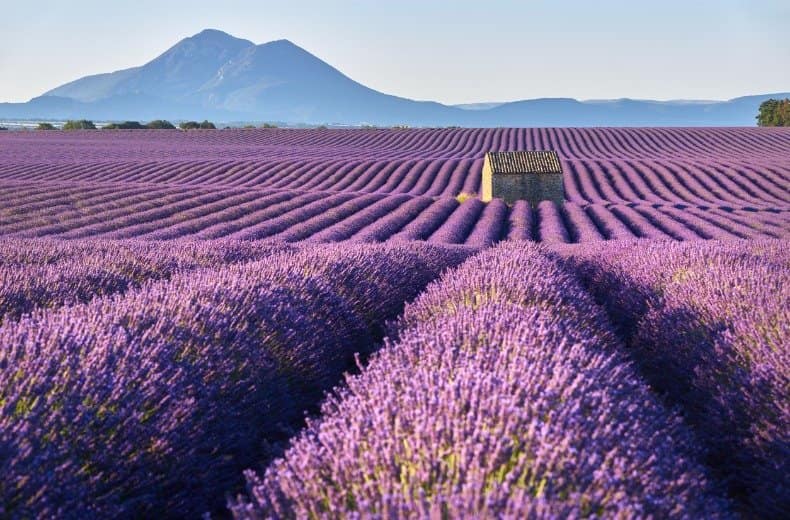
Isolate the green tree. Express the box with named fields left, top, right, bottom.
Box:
left=260, top=123, right=278, bottom=128
left=103, top=121, right=146, bottom=130
left=146, top=120, right=176, bottom=129
left=62, top=119, right=96, bottom=130
left=179, top=120, right=216, bottom=129
left=36, top=122, right=56, bottom=130
left=756, top=98, right=790, bottom=127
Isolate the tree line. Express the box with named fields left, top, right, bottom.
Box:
left=31, top=120, right=286, bottom=131
left=34, top=120, right=221, bottom=130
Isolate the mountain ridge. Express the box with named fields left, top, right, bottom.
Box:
left=2, top=29, right=787, bottom=126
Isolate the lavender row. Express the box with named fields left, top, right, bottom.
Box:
left=562, top=159, right=788, bottom=208
left=427, top=198, right=485, bottom=244
left=273, top=193, right=386, bottom=242
left=0, top=238, right=292, bottom=326
left=1, top=182, right=787, bottom=243
left=305, top=193, right=413, bottom=243
left=557, top=239, right=789, bottom=517
left=2, top=155, right=787, bottom=206
left=2, top=127, right=787, bottom=164
left=233, top=242, right=731, bottom=518
left=464, top=198, right=508, bottom=247
left=0, top=183, right=195, bottom=236
left=0, top=242, right=473, bottom=518
left=388, top=197, right=459, bottom=241
left=347, top=196, right=433, bottom=242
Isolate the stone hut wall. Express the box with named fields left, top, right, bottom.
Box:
left=492, top=173, right=564, bottom=206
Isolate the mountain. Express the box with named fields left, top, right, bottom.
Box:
left=1, top=29, right=786, bottom=126
left=45, top=29, right=255, bottom=104
left=11, top=29, right=459, bottom=125
left=454, top=102, right=505, bottom=111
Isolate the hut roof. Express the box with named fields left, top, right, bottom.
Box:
left=486, top=151, right=562, bottom=174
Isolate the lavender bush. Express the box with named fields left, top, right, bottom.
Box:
left=0, top=238, right=292, bottom=325
left=232, top=242, right=732, bottom=518
left=0, top=242, right=472, bottom=518
left=558, top=239, right=789, bottom=517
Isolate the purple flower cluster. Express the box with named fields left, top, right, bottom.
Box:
left=505, top=199, right=533, bottom=240
left=0, top=242, right=472, bottom=517
left=562, top=202, right=605, bottom=242
left=0, top=238, right=292, bottom=325
left=536, top=200, right=571, bottom=243
left=232, top=242, right=732, bottom=518
left=558, top=239, right=789, bottom=517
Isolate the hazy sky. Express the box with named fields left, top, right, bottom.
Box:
left=2, top=0, right=788, bottom=104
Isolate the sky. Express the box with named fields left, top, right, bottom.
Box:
left=1, top=0, right=788, bottom=104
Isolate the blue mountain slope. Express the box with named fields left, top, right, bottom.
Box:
left=475, top=94, right=790, bottom=127
left=44, top=29, right=255, bottom=104
left=189, top=38, right=459, bottom=124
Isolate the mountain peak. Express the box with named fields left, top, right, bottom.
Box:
left=194, top=28, right=231, bottom=38
left=267, top=38, right=297, bottom=46
left=179, top=28, right=255, bottom=49
left=257, top=38, right=306, bottom=53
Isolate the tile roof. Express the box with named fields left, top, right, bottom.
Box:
left=486, top=151, right=562, bottom=174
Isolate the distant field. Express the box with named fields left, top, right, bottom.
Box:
left=0, top=127, right=788, bottom=243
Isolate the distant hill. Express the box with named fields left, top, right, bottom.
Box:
left=1, top=29, right=787, bottom=126
left=472, top=95, right=790, bottom=127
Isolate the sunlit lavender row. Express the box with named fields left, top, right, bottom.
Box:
left=0, top=242, right=472, bottom=517
left=0, top=238, right=296, bottom=325
left=557, top=239, right=789, bottom=517
left=231, top=242, right=734, bottom=518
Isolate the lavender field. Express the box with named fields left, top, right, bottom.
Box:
left=0, top=127, right=788, bottom=518
left=1, top=128, right=788, bottom=243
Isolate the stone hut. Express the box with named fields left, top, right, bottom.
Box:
left=481, top=151, right=564, bottom=206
